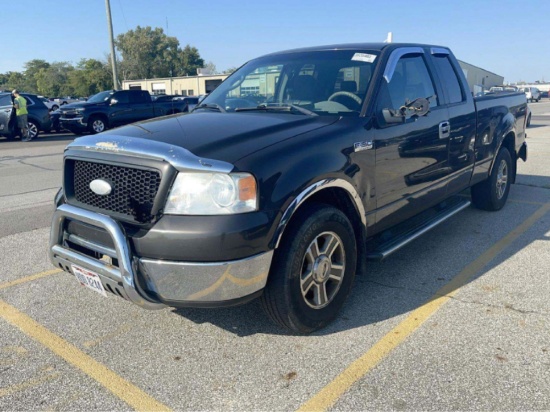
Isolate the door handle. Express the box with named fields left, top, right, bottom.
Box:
left=439, top=121, right=450, bottom=139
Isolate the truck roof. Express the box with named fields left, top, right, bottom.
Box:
left=259, top=42, right=448, bottom=58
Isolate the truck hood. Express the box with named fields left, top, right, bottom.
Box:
left=96, top=111, right=339, bottom=164
left=59, top=101, right=106, bottom=110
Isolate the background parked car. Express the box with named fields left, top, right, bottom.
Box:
left=54, top=96, right=79, bottom=106
left=0, top=92, right=52, bottom=140
left=540, top=91, right=549, bottom=99
left=38, top=96, right=59, bottom=111
left=174, top=96, right=199, bottom=112
left=519, top=87, right=541, bottom=102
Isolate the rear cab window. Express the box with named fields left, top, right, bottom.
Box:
left=431, top=54, right=465, bottom=104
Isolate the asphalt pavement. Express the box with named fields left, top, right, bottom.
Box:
left=0, top=106, right=549, bottom=411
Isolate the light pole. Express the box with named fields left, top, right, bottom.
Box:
left=105, top=0, right=119, bottom=90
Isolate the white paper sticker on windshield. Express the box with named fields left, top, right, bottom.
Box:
left=352, top=53, right=377, bottom=63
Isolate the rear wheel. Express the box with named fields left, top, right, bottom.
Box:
left=27, top=120, right=39, bottom=140
left=471, top=147, right=512, bottom=211
left=261, top=203, right=357, bottom=333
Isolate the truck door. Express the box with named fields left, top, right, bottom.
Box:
left=373, top=49, right=451, bottom=229
left=130, top=91, right=155, bottom=121
left=429, top=49, right=476, bottom=195
left=108, top=91, right=133, bottom=127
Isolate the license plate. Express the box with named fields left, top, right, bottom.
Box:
left=72, top=265, right=107, bottom=297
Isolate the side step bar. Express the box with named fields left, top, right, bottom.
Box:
left=366, top=199, right=471, bottom=261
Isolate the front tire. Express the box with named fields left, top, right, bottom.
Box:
left=261, top=203, right=357, bottom=333
left=88, top=116, right=107, bottom=134
left=471, top=147, right=512, bottom=211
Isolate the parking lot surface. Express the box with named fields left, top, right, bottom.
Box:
left=1, top=105, right=549, bottom=411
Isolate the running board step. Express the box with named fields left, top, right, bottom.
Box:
left=366, top=198, right=471, bottom=261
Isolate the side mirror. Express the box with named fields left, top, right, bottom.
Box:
left=382, top=108, right=405, bottom=124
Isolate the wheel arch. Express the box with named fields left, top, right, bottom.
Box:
left=490, top=130, right=517, bottom=184
left=89, top=112, right=108, bottom=123
left=270, top=179, right=367, bottom=271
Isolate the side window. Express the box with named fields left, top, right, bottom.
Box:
left=128, top=91, right=148, bottom=104
left=112, top=92, right=130, bottom=104
left=0, top=95, right=11, bottom=107
left=432, top=55, right=464, bottom=104
left=387, top=55, right=438, bottom=110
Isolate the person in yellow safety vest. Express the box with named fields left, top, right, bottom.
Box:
left=12, top=89, right=30, bottom=141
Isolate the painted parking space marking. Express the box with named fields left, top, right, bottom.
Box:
left=0, top=300, right=171, bottom=412
left=0, top=269, right=62, bottom=291
left=298, top=201, right=550, bottom=412
left=0, top=367, right=60, bottom=398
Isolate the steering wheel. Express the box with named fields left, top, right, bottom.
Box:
left=328, top=91, right=362, bottom=105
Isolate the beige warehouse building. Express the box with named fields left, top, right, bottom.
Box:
left=122, top=74, right=228, bottom=96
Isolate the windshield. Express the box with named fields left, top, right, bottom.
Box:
left=200, top=50, right=379, bottom=116
left=87, top=91, right=114, bottom=103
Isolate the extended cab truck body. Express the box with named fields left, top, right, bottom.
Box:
left=59, top=90, right=190, bottom=135
left=49, top=43, right=528, bottom=333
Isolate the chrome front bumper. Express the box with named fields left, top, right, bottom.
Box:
left=50, top=204, right=273, bottom=309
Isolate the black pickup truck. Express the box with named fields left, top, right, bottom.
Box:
left=58, top=89, right=190, bottom=135
left=50, top=43, right=528, bottom=333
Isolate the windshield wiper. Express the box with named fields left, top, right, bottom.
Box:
left=235, top=104, right=317, bottom=116
left=193, top=103, right=226, bottom=113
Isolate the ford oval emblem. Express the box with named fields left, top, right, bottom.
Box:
left=90, top=179, right=112, bottom=196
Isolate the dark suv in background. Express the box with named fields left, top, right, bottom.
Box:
left=0, top=92, right=52, bottom=140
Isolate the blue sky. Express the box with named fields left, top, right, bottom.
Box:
left=5, top=0, right=550, bottom=83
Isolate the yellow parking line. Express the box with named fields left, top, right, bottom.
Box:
left=0, top=369, right=60, bottom=398
left=298, top=201, right=550, bottom=412
left=0, top=269, right=62, bottom=291
left=0, top=300, right=171, bottom=412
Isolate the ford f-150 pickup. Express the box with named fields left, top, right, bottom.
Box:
left=49, top=43, right=528, bottom=333
left=58, top=89, right=190, bottom=135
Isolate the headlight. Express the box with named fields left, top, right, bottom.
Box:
left=164, top=172, right=257, bottom=215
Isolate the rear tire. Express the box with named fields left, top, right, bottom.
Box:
left=27, top=120, right=39, bottom=140
left=261, top=203, right=357, bottom=334
left=471, top=147, right=512, bottom=211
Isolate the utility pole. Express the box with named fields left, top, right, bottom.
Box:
left=105, top=0, right=119, bottom=89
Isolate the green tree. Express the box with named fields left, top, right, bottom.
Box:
left=115, top=26, right=181, bottom=79
left=178, top=45, right=205, bottom=76
left=115, top=26, right=205, bottom=79
left=23, top=59, right=50, bottom=93
left=68, top=59, right=112, bottom=96
left=35, top=62, right=75, bottom=97
left=5, top=71, right=26, bottom=91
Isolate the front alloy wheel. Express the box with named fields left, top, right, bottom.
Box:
left=89, top=118, right=106, bottom=134
left=301, top=231, right=345, bottom=309
left=261, top=203, right=357, bottom=333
